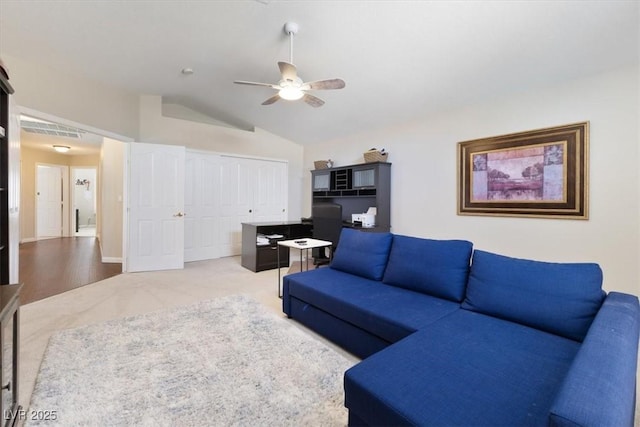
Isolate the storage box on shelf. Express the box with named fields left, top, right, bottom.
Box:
left=363, top=149, right=388, bottom=163
left=313, top=160, right=333, bottom=170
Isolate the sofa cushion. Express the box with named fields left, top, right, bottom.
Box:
left=382, top=235, right=473, bottom=302
left=462, top=250, right=605, bottom=342
left=345, top=309, right=580, bottom=426
left=284, top=267, right=460, bottom=343
left=330, top=228, right=393, bottom=280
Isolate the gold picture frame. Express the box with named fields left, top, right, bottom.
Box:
left=458, top=122, right=589, bottom=219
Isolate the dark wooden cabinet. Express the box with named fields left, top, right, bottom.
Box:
left=241, top=222, right=313, bottom=272
left=311, top=162, right=391, bottom=232
left=0, top=64, right=18, bottom=427
left=0, top=284, right=20, bottom=427
left=0, top=68, right=14, bottom=284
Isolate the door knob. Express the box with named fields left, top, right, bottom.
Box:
left=173, top=212, right=185, bottom=217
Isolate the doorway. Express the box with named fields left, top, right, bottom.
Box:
left=71, top=167, right=97, bottom=237
left=20, top=108, right=130, bottom=303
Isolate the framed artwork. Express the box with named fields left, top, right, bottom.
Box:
left=458, top=122, right=589, bottom=219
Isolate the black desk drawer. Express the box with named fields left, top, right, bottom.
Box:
left=256, top=246, right=289, bottom=271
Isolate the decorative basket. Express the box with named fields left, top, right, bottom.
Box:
left=314, top=160, right=333, bottom=169
left=363, top=149, right=388, bottom=163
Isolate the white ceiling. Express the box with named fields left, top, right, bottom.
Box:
left=20, top=131, right=102, bottom=156
left=1, top=1, right=638, bottom=145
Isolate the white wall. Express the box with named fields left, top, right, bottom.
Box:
left=99, top=138, right=124, bottom=262
left=304, top=65, right=639, bottom=296
left=6, top=50, right=637, bottom=293
left=5, top=52, right=305, bottom=258
left=138, top=95, right=304, bottom=221
left=3, top=54, right=139, bottom=139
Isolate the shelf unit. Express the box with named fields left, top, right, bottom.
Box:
left=311, top=161, right=391, bottom=232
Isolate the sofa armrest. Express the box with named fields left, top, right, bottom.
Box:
left=549, top=292, right=640, bottom=427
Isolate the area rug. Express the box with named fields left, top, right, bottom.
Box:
left=27, top=295, right=355, bottom=426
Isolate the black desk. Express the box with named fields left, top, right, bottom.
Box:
left=241, top=221, right=313, bottom=272
left=341, top=221, right=389, bottom=233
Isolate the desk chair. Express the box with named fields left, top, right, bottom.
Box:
left=312, top=203, right=343, bottom=267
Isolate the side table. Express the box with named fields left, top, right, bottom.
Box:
left=277, top=238, right=333, bottom=298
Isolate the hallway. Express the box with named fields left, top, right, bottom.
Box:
left=19, top=237, right=122, bottom=305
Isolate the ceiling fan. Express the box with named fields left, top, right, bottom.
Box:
left=234, top=22, right=345, bottom=107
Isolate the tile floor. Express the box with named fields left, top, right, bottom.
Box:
left=75, top=226, right=96, bottom=237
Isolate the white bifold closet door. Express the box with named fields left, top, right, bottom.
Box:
left=128, top=144, right=288, bottom=271
left=252, top=158, right=288, bottom=222
left=184, top=151, right=220, bottom=262
left=217, top=155, right=288, bottom=257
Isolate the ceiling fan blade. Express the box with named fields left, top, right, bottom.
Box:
left=278, top=61, right=298, bottom=81
left=306, top=78, right=346, bottom=90
left=262, top=94, right=281, bottom=105
left=234, top=80, right=278, bottom=89
left=303, top=93, right=325, bottom=108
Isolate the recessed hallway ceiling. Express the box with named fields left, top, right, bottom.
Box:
left=0, top=1, right=638, bottom=145
left=19, top=116, right=103, bottom=155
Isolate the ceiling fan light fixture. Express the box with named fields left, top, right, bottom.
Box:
left=53, top=145, right=71, bottom=153
left=234, top=21, right=344, bottom=107
left=278, top=86, right=304, bottom=101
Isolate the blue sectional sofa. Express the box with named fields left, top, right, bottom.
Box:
left=282, top=228, right=640, bottom=426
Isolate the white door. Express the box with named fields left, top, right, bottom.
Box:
left=184, top=151, right=220, bottom=262
left=128, top=142, right=185, bottom=272
left=218, top=156, right=255, bottom=257
left=36, top=165, right=62, bottom=238
left=217, top=156, right=288, bottom=257
left=253, top=159, right=287, bottom=222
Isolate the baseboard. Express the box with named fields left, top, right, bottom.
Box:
left=21, top=237, right=61, bottom=243
left=97, top=236, right=121, bottom=263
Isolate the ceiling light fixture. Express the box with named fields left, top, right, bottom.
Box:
left=278, top=85, right=304, bottom=101
left=53, top=145, right=70, bottom=153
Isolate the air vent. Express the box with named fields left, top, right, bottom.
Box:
left=20, top=118, right=86, bottom=139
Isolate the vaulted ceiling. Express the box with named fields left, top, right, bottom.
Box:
left=1, top=1, right=638, bottom=145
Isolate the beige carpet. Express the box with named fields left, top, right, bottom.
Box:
left=27, top=295, right=355, bottom=426
left=19, top=256, right=360, bottom=417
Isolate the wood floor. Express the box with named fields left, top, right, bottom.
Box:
left=19, top=237, right=122, bottom=305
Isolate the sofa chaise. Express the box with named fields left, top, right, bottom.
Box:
left=282, top=228, right=640, bottom=426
